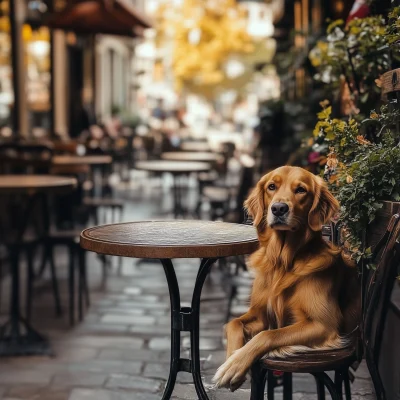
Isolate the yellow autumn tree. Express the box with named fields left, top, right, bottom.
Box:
left=155, top=0, right=257, bottom=97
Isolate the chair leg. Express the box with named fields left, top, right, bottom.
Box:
left=117, top=256, right=123, bottom=276
left=77, top=248, right=90, bottom=321
left=250, top=365, right=267, bottom=400
left=68, top=244, right=75, bottom=326
left=78, top=252, right=83, bottom=322
left=49, top=245, right=62, bottom=317
left=334, top=371, right=344, bottom=400
left=283, top=373, right=293, bottom=400
left=37, top=244, right=47, bottom=278
left=267, top=370, right=275, bottom=400
left=343, top=370, right=352, bottom=400
left=79, top=248, right=90, bottom=308
left=225, top=285, right=236, bottom=323
left=25, top=245, right=35, bottom=322
left=313, top=372, right=342, bottom=400
left=314, top=374, right=326, bottom=400
left=100, top=255, right=108, bottom=289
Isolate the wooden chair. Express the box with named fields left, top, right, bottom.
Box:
left=32, top=168, right=90, bottom=325
left=0, top=141, right=54, bottom=174
left=203, top=155, right=255, bottom=221
left=249, top=214, right=400, bottom=400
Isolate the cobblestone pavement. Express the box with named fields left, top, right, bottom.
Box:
left=0, top=181, right=376, bottom=399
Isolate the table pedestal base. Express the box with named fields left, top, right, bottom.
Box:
left=0, top=246, right=52, bottom=357
left=160, top=258, right=218, bottom=400
left=0, top=321, right=51, bottom=357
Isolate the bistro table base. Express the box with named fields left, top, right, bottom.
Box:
left=0, top=323, right=51, bottom=357
left=0, top=246, right=53, bottom=357
left=160, top=258, right=218, bottom=400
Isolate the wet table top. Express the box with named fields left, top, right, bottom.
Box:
left=52, top=155, right=112, bottom=166
left=0, top=175, right=77, bottom=194
left=135, top=160, right=210, bottom=174
left=81, top=220, right=259, bottom=259
left=161, top=152, right=221, bottom=163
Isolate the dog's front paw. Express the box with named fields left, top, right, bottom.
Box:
left=212, top=350, right=249, bottom=392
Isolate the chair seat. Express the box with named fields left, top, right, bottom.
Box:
left=48, top=229, right=81, bottom=244
left=83, top=197, right=124, bottom=208
left=203, top=186, right=233, bottom=203
left=260, top=345, right=357, bottom=373
left=198, top=171, right=218, bottom=184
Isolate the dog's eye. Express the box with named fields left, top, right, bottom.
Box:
left=295, top=187, right=307, bottom=194
left=268, top=183, right=276, bottom=191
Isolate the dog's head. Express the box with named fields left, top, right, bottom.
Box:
left=245, top=166, right=339, bottom=233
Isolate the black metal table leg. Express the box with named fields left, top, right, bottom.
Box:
left=0, top=245, right=51, bottom=356
left=0, top=194, right=52, bottom=356
left=160, top=258, right=218, bottom=400
left=172, top=174, right=185, bottom=218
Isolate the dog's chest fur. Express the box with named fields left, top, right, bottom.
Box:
left=252, top=266, right=300, bottom=329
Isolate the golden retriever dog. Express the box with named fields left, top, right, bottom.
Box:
left=213, top=166, right=360, bottom=391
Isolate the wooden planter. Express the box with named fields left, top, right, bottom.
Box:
left=367, top=202, right=400, bottom=399
left=381, top=68, right=400, bottom=99
left=366, top=201, right=400, bottom=249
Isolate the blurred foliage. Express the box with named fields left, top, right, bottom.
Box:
left=309, top=16, right=390, bottom=111
left=387, top=6, right=400, bottom=44
left=155, top=0, right=275, bottom=98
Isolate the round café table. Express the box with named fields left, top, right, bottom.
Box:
left=52, top=155, right=112, bottom=197
left=51, top=155, right=112, bottom=166
left=81, top=220, right=258, bottom=400
left=0, top=175, right=77, bottom=356
left=161, top=152, right=222, bottom=163
left=135, top=161, right=210, bottom=218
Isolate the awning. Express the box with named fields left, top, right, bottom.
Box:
left=46, top=0, right=152, bottom=37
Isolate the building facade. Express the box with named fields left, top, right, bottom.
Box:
left=0, top=0, right=148, bottom=138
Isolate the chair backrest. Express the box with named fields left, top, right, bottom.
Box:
left=235, top=156, right=256, bottom=223
left=362, top=214, right=400, bottom=400
left=0, top=141, right=54, bottom=174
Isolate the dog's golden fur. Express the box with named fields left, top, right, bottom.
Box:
left=213, top=166, right=360, bottom=391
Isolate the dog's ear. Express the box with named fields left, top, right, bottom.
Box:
left=308, top=176, right=339, bottom=231
left=244, top=179, right=266, bottom=227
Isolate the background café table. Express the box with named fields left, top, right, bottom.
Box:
left=52, top=155, right=112, bottom=196
left=81, top=220, right=258, bottom=400
left=0, top=175, right=77, bottom=356
left=161, top=151, right=221, bottom=163
left=180, top=141, right=211, bottom=152
left=135, top=160, right=210, bottom=218
left=51, top=155, right=112, bottom=166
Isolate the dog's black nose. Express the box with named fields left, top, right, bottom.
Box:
left=271, top=202, right=289, bottom=217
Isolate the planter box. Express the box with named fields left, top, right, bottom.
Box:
left=367, top=200, right=400, bottom=399
left=379, top=284, right=400, bottom=400
left=367, top=201, right=400, bottom=249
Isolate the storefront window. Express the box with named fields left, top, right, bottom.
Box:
left=0, top=0, right=13, bottom=133
left=23, top=23, right=51, bottom=136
